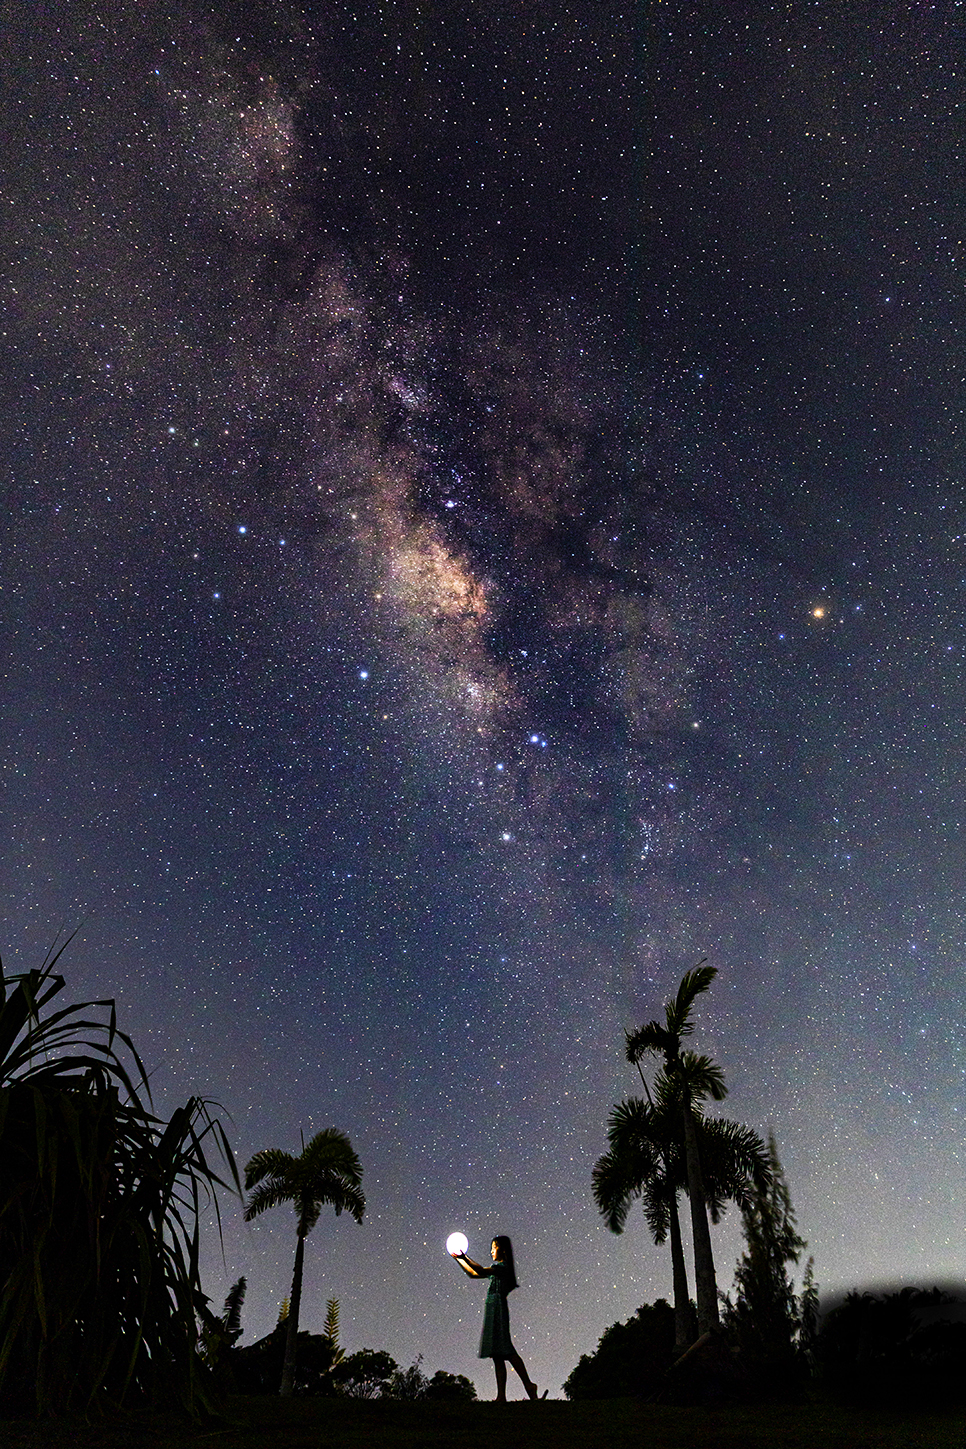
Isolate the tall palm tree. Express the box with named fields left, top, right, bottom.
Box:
left=593, top=1077, right=770, bottom=1351
left=625, top=963, right=752, bottom=1337
left=244, top=1129, right=365, bottom=1397
left=593, top=1093, right=694, bottom=1352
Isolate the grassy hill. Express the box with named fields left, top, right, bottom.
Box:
left=1, top=1396, right=965, bottom=1449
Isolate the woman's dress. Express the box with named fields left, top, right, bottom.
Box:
left=478, top=1261, right=514, bottom=1358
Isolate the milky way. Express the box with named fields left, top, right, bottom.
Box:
left=2, top=0, right=965, bottom=1398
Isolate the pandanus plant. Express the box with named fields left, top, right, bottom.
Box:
left=0, top=938, right=239, bottom=1415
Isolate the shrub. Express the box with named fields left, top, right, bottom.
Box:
left=563, top=1300, right=675, bottom=1399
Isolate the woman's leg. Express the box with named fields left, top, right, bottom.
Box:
left=493, top=1357, right=508, bottom=1401
left=506, top=1347, right=539, bottom=1399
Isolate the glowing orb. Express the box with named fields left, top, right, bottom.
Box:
left=446, top=1232, right=469, bottom=1256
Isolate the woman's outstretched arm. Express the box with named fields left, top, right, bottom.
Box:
left=451, top=1253, right=492, bottom=1278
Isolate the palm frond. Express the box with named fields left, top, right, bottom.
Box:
left=322, top=1297, right=341, bottom=1347
left=664, top=961, right=714, bottom=1039
left=640, top=1177, right=672, bottom=1245
left=624, top=1019, right=670, bottom=1063
left=698, top=1117, right=771, bottom=1217
left=243, top=1179, right=296, bottom=1222
left=678, top=1049, right=727, bottom=1103
left=244, top=1147, right=295, bottom=1191
left=592, top=1148, right=639, bottom=1232
left=594, top=1092, right=684, bottom=1244
left=222, top=1277, right=247, bottom=1340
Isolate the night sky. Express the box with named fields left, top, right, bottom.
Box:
left=2, top=0, right=964, bottom=1399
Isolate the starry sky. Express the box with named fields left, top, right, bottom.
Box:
left=2, top=0, right=964, bottom=1399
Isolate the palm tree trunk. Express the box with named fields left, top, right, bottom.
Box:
left=682, top=1105, right=719, bottom=1335
left=280, top=1234, right=305, bottom=1397
left=667, top=1190, right=695, bottom=1352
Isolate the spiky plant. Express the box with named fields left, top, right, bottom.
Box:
left=322, top=1297, right=344, bottom=1366
left=0, top=943, right=239, bottom=1415
left=222, top=1277, right=248, bottom=1345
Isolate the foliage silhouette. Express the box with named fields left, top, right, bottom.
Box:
left=231, top=1333, right=476, bottom=1401
left=233, top=1323, right=342, bottom=1396
left=200, top=1276, right=248, bottom=1386
left=321, top=1297, right=344, bottom=1368
left=563, top=1300, right=675, bottom=1399
left=623, top=964, right=769, bottom=1338
left=386, top=1354, right=429, bottom=1400
left=594, top=1089, right=769, bottom=1352
left=244, top=1129, right=365, bottom=1397
left=423, top=1369, right=477, bottom=1401
left=332, top=1347, right=398, bottom=1398
left=0, top=945, right=239, bottom=1416
left=816, top=1287, right=966, bottom=1405
left=721, top=1136, right=815, bottom=1396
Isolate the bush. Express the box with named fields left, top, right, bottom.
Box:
left=424, top=1370, right=477, bottom=1401
left=563, top=1300, right=675, bottom=1399
left=233, top=1326, right=342, bottom=1396
left=331, top=1348, right=399, bottom=1398
left=816, top=1287, right=966, bottom=1406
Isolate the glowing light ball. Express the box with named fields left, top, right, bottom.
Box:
left=446, top=1232, right=469, bottom=1256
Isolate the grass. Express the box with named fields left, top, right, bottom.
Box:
left=1, top=1396, right=965, bottom=1449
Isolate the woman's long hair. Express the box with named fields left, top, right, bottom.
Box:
left=492, top=1235, right=518, bottom=1293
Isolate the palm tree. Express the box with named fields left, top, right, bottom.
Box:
left=593, top=1076, right=770, bottom=1351
left=593, top=1094, right=694, bottom=1352
left=244, top=1129, right=365, bottom=1397
left=625, top=963, right=759, bottom=1337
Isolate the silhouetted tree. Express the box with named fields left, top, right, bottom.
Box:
left=424, top=1369, right=477, bottom=1400
left=722, top=1136, right=813, bottom=1394
left=200, top=1276, right=248, bottom=1381
left=563, top=1300, right=675, bottom=1399
left=594, top=1094, right=692, bottom=1351
left=233, top=1323, right=342, bottom=1395
left=625, top=964, right=755, bottom=1336
left=595, top=1085, right=770, bottom=1352
left=244, top=1129, right=365, bottom=1397
left=387, top=1354, right=429, bottom=1399
left=331, top=1347, right=398, bottom=1397
left=0, top=947, right=238, bottom=1415
left=817, top=1287, right=966, bottom=1405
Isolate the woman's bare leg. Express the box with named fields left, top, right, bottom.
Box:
left=493, top=1357, right=508, bottom=1401
left=506, top=1348, right=539, bottom=1399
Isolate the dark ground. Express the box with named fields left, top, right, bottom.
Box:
left=1, top=1397, right=965, bottom=1449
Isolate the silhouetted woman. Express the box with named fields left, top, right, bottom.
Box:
left=451, top=1235, right=543, bottom=1401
